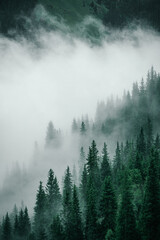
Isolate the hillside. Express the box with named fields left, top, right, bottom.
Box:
left=0, top=0, right=160, bottom=35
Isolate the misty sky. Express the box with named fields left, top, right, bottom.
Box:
left=0, top=21, right=160, bottom=182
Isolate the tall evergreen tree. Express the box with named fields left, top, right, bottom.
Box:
left=2, top=213, right=12, bottom=240
left=23, top=207, right=31, bottom=238
left=85, top=179, right=98, bottom=240
left=46, top=169, right=61, bottom=224
left=78, top=147, right=86, bottom=182
left=63, top=167, right=73, bottom=240
left=141, top=148, right=160, bottom=240
left=80, top=122, right=86, bottom=135
left=99, top=176, right=117, bottom=240
left=34, top=181, right=46, bottom=237
left=70, top=185, right=83, bottom=240
left=50, top=215, right=64, bottom=240
left=116, top=172, right=137, bottom=240
left=100, top=142, right=111, bottom=182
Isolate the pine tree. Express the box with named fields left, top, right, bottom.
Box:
left=18, top=209, right=24, bottom=237
left=46, top=169, right=61, bottom=223
left=80, top=122, right=86, bottom=135
left=116, top=172, right=137, bottom=240
left=80, top=165, right=88, bottom=220
left=2, top=213, right=12, bottom=240
left=113, top=142, right=122, bottom=186
left=141, top=148, right=160, bottom=240
left=85, top=178, right=98, bottom=240
left=50, top=216, right=64, bottom=240
left=72, top=164, right=78, bottom=185
left=37, top=228, right=47, bottom=240
left=23, top=207, right=31, bottom=237
left=146, top=118, right=153, bottom=154
left=101, top=143, right=111, bottom=182
left=63, top=167, right=73, bottom=240
left=99, top=176, right=117, bottom=240
left=86, top=140, right=100, bottom=195
left=13, top=214, right=19, bottom=238
left=34, top=181, right=46, bottom=236
left=78, top=147, right=86, bottom=182
left=70, top=185, right=83, bottom=240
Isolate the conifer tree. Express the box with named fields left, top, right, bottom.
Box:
left=78, top=147, right=86, bottom=182
left=85, top=178, right=98, bottom=240
left=18, top=209, right=24, bottom=237
left=13, top=214, right=19, bottom=238
left=23, top=207, right=31, bottom=237
left=99, top=176, right=117, bottom=240
left=70, top=185, right=83, bottom=240
left=34, top=181, right=46, bottom=237
left=46, top=169, right=61, bottom=223
left=86, top=140, right=100, bottom=198
left=101, top=143, right=111, bottom=182
left=116, top=172, right=137, bottom=240
left=80, top=122, right=86, bottom=135
left=141, top=148, right=160, bottom=240
left=50, top=216, right=64, bottom=240
left=2, top=213, right=12, bottom=240
left=63, top=167, right=73, bottom=240
left=113, top=142, right=122, bottom=186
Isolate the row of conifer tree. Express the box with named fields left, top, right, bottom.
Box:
left=1, top=125, right=160, bottom=240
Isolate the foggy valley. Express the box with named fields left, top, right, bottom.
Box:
left=0, top=2, right=160, bottom=240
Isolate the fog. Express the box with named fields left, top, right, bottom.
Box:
left=0, top=7, right=160, bottom=214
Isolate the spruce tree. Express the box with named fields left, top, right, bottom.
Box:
left=2, top=213, right=12, bottom=240
left=78, top=147, right=86, bottom=182
left=85, top=178, right=98, bottom=240
left=34, top=181, right=46, bottom=237
left=46, top=169, right=61, bottom=223
left=113, top=142, right=122, bottom=186
left=99, top=176, right=117, bottom=240
left=116, top=172, right=137, bottom=240
left=50, top=216, right=64, bottom=240
left=70, top=185, right=83, bottom=240
left=141, top=148, right=160, bottom=240
left=23, top=207, right=31, bottom=237
left=86, top=140, right=101, bottom=198
left=63, top=167, right=73, bottom=240
left=101, top=143, right=111, bottom=182
left=80, top=122, right=86, bottom=135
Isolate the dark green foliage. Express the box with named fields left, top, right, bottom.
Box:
left=50, top=216, right=64, bottom=240
left=101, top=143, right=111, bottom=182
left=46, top=169, right=61, bottom=224
left=78, top=147, right=86, bottom=182
left=2, top=213, right=12, bottom=240
left=99, top=176, right=117, bottom=240
left=113, top=142, right=123, bottom=186
left=141, top=148, right=160, bottom=240
left=70, top=185, right=84, bottom=240
left=63, top=167, right=73, bottom=240
left=34, top=181, right=46, bottom=236
left=85, top=179, right=98, bottom=240
left=116, top=172, right=137, bottom=240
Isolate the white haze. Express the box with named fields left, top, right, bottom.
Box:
left=0, top=10, right=160, bottom=213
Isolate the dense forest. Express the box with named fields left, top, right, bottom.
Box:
left=0, top=0, right=160, bottom=34
left=0, top=68, right=160, bottom=240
